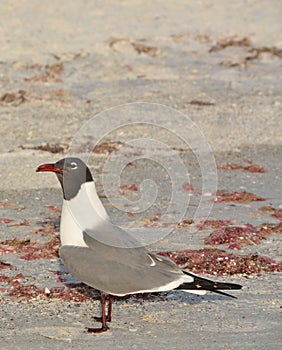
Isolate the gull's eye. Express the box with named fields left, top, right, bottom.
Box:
left=70, top=162, right=78, bottom=169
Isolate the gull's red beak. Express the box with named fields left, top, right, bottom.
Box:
left=36, top=163, right=64, bottom=173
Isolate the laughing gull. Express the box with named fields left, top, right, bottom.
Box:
left=37, top=157, right=242, bottom=332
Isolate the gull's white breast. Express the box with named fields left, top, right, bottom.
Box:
left=60, top=182, right=109, bottom=247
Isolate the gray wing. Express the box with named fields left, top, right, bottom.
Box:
left=59, top=231, right=192, bottom=296
left=84, top=218, right=146, bottom=248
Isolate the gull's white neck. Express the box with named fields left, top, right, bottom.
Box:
left=60, top=182, right=109, bottom=247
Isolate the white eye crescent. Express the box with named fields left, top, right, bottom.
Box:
left=70, top=162, right=78, bottom=169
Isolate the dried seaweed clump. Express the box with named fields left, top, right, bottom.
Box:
left=214, top=191, right=265, bottom=203
left=204, top=222, right=282, bottom=247
left=158, top=249, right=281, bottom=275
left=0, top=237, right=60, bottom=260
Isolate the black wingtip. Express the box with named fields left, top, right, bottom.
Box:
left=183, top=271, right=243, bottom=290
left=211, top=289, right=238, bottom=299
left=213, top=282, right=243, bottom=291
left=178, top=271, right=242, bottom=297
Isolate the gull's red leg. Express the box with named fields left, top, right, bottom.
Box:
left=87, top=291, right=109, bottom=333
left=93, top=294, right=113, bottom=322
left=107, top=296, right=113, bottom=322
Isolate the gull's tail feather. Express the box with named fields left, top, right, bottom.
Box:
left=176, top=271, right=242, bottom=299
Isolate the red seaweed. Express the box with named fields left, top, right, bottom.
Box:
left=259, top=206, right=282, bottom=221
left=120, top=184, right=138, bottom=191
left=47, top=283, right=97, bottom=302
left=182, top=182, right=194, bottom=192
left=8, top=281, right=43, bottom=300
left=5, top=282, right=98, bottom=302
left=0, top=273, right=25, bottom=283
left=0, top=261, right=13, bottom=270
left=158, top=248, right=282, bottom=275
left=217, top=161, right=266, bottom=173
left=204, top=222, right=282, bottom=246
left=45, top=205, right=61, bottom=213
left=0, top=218, right=15, bottom=224
left=31, top=223, right=58, bottom=237
left=0, top=237, right=60, bottom=260
left=198, top=219, right=233, bottom=230
left=214, top=190, right=265, bottom=203
left=177, top=219, right=194, bottom=228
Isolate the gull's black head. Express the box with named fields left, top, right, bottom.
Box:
left=36, top=157, right=93, bottom=200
